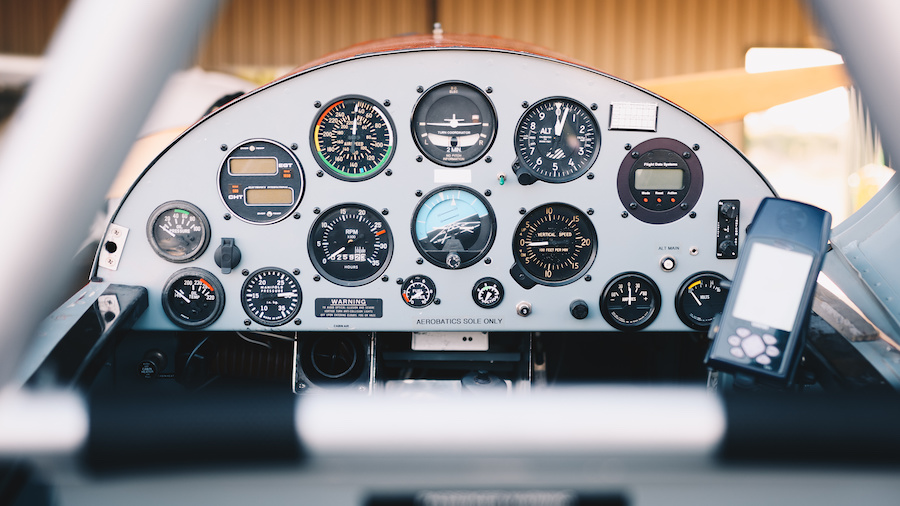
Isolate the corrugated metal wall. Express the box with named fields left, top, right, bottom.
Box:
left=1, top=0, right=821, bottom=81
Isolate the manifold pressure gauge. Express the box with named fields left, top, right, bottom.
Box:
left=241, top=267, right=302, bottom=326
left=161, top=268, right=225, bottom=329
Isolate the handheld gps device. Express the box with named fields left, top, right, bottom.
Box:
left=706, top=198, right=831, bottom=385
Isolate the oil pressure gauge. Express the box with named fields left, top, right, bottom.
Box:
left=147, top=201, right=210, bottom=262
left=600, top=272, right=661, bottom=331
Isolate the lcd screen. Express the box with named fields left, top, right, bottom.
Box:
left=230, top=157, right=278, bottom=175
left=731, top=242, right=814, bottom=331
left=634, top=168, right=684, bottom=190
left=245, top=187, right=293, bottom=205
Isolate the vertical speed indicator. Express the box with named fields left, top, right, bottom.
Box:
left=510, top=203, right=597, bottom=288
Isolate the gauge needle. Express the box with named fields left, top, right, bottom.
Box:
left=554, top=105, right=570, bottom=136
left=691, top=291, right=702, bottom=306
left=328, top=247, right=346, bottom=260
left=277, top=292, right=297, bottom=298
left=174, top=289, right=190, bottom=303
left=158, top=225, right=176, bottom=237
left=527, top=241, right=549, bottom=247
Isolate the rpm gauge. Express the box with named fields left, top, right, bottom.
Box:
left=412, top=81, right=497, bottom=167
left=147, top=201, right=210, bottom=262
left=514, top=97, right=600, bottom=183
left=412, top=186, right=495, bottom=269
left=311, top=96, right=395, bottom=181
left=510, top=203, right=597, bottom=288
left=308, top=203, right=393, bottom=286
left=241, top=268, right=302, bottom=326
left=675, top=271, right=730, bottom=330
left=600, top=272, right=661, bottom=331
left=161, top=268, right=225, bottom=329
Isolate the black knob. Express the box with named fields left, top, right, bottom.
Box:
left=569, top=299, right=589, bottom=320
left=720, top=202, right=738, bottom=219
left=139, top=350, right=167, bottom=379
left=511, top=160, right=536, bottom=186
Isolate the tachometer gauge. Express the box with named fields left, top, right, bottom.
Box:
left=308, top=204, right=393, bottom=286
left=675, top=271, right=730, bottom=330
left=311, top=96, right=395, bottom=181
left=600, top=272, right=661, bottom=331
left=147, top=201, right=210, bottom=262
left=241, top=267, right=302, bottom=326
left=510, top=203, right=597, bottom=288
left=161, top=268, right=225, bottom=329
left=412, top=186, right=495, bottom=269
left=401, top=274, right=436, bottom=308
left=514, top=97, right=599, bottom=184
left=411, top=81, right=496, bottom=167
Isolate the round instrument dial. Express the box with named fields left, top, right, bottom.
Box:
left=510, top=203, right=597, bottom=287
left=308, top=204, right=393, bottom=286
left=412, top=81, right=497, bottom=167
left=675, top=271, right=730, bottom=330
left=515, top=97, right=600, bottom=183
left=241, top=268, right=302, bottom=326
left=401, top=274, right=436, bottom=308
left=161, top=268, right=225, bottom=329
left=600, top=272, right=661, bottom=331
left=311, top=96, right=395, bottom=181
left=147, top=201, right=210, bottom=262
left=412, top=186, right=495, bottom=269
left=472, top=277, right=504, bottom=309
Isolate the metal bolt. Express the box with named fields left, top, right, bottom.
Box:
left=519, top=207, right=526, bottom=215
left=682, top=151, right=691, bottom=159
left=381, top=208, right=389, bottom=215
left=587, top=173, right=594, bottom=180
left=631, top=151, right=639, bottom=159
left=591, top=103, right=598, bottom=110
left=385, top=169, right=392, bottom=176
left=293, top=212, right=301, bottom=219
left=693, top=144, right=700, bottom=151
left=680, top=203, right=689, bottom=210
left=316, top=170, right=324, bottom=177
left=485, top=156, right=492, bottom=163
left=241, top=269, right=249, bottom=276
left=434, top=298, right=441, bottom=305
left=521, top=101, right=529, bottom=108
left=416, top=86, right=424, bottom=93
left=291, top=143, right=298, bottom=150
left=624, top=143, right=632, bottom=150
left=484, top=189, right=492, bottom=196
left=293, top=268, right=300, bottom=275
left=689, top=211, right=697, bottom=218
left=294, top=319, right=302, bottom=325
left=621, top=211, right=629, bottom=218
left=383, top=99, right=391, bottom=107
left=486, top=87, right=493, bottom=93
left=587, top=208, right=594, bottom=215
left=416, top=156, right=423, bottom=162
left=629, top=202, right=637, bottom=209
left=382, top=275, right=389, bottom=282
left=314, top=101, right=321, bottom=108
left=224, top=214, right=231, bottom=220
left=313, top=207, right=321, bottom=214
left=244, top=319, right=251, bottom=326
left=416, top=258, right=423, bottom=265
left=220, top=144, right=228, bottom=151
left=396, top=278, right=404, bottom=285
left=585, top=275, right=592, bottom=282
left=313, top=275, right=320, bottom=282
left=415, top=190, right=423, bottom=197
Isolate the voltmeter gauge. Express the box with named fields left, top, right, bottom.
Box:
left=308, top=204, right=393, bottom=286
left=411, top=81, right=497, bottom=167
left=600, top=272, right=661, bottom=331
left=514, top=97, right=600, bottom=183
left=311, top=96, right=395, bottom=181
left=675, top=271, right=730, bottom=330
left=510, top=203, right=597, bottom=288
left=472, top=277, right=504, bottom=309
left=401, top=274, right=436, bottom=308
left=412, top=186, right=495, bottom=269
left=241, top=268, right=301, bottom=326
left=161, top=268, right=225, bottom=329
left=147, top=201, right=210, bottom=262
